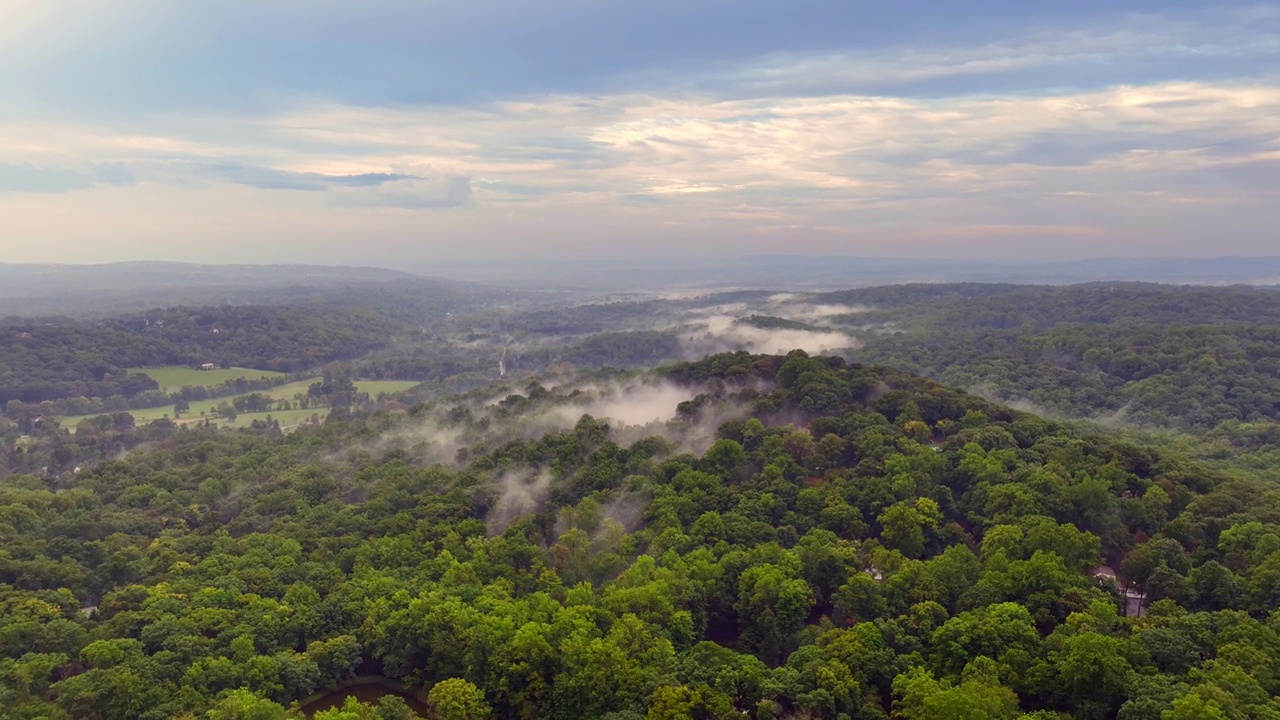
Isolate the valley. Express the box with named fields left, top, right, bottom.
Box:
left=2, top=272, right=1279, bottom=719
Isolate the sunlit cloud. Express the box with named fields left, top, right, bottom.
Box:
left=0, top=3, right=1277, bottom=263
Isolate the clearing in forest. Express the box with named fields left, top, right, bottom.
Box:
left=61, top=379, right=420, bottom=430
left=130, top=365, right=288, bottom=393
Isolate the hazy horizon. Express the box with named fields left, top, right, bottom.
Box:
left=2, top=1, right=1278, bottom=266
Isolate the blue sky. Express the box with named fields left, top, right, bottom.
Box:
left=1, top=0, right=1277, bottom=266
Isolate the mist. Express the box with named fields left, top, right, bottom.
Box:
left=680, top=315, right=861, bottom=357
left=487, top=469, right=553, bottom=534
left=546, top=380, right=699, bottom=427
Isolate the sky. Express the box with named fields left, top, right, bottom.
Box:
left=0, top=0, right=1278, bottom=268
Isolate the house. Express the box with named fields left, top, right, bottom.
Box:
left=200, top=363, right=218, bottom=371
left=1093, top=566, right=1147, bottom=617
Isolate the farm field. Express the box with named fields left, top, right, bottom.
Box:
left=61, top=379, right=420, bottom=430
left=130, top=365, right=287, bottom=392
left=216, top=408, right=326, bottom=430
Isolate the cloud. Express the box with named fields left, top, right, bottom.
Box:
left=331, top=175, right=472, bottom=209
left=681, top=315, right=861, bottom=356
left=551, top=380, right=699, bottom=427
left=92, top=163, right=137, bottom=187
left=329, top=172, right=420, bottom=187
left=350, top=373, right=737, bottom=471
left=0, top=163, right=93, bottom=193
left=763, top=295, right=870, bottom=322
left=0, top=162, right=137, bottom=193
left=2, top=1, right=1274, bottom=112
left=3, top=78, right=1279, bottom=261
left=668, top=11, right=1280, bottom=99
left=0, top=4, right=1279, bottom=262
left=184, top=162, right=419, bottom=190
left=487, top=469, right=553, bottom=534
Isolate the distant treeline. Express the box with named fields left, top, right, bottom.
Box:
left=3, top=375, right=299, bottom=430
left=0, top=305, right=402, bottom=410
left=832, top=284, right=1280, bottom=430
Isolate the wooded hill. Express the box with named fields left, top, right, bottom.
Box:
left=829, top=283, right=1280, bottom=431
left=2, top=352, right=1277, bottom=719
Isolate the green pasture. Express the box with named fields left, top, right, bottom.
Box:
left=216, top=408, right=326, bottom=430
left=130, top=365, right=287, bottom=393
left=154, top=409, right=326, bottom=432
left=61, top=379, right=420, bottom=431
left=348, top=380, right=420, bottom=396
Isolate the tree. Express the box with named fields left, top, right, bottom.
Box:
left=833, top=573, right=886, bottom=624
left=736, top=564, right=815, bottom=663
left=1043, top=632, right=1132, bottom=719
left=428, top=678, right=491, bottom=720
left=308, top=635, right=362, bottom=686
left=312, top=696, right=380, bottom=720
left=377, top=696, right=414, bottom=720
left=932, top=603, right=1040, bottom=679
left=1161, top=693, right=1228, bottom=720
left=1188, top=562, right=1242, bottom=611
left=646, top=685, right=702, bottom=720
left=878, top=499, right=939, bottom=559
left=891, top=666, right=1020, bottom=720
left=205, top=689, right=293, bottom=720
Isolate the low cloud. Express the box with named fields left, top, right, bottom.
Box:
left=764, top=294, right=871, bottom=321
left=680, top=315, right=861, bottom=356
left=546, top=379, right=699, bottom=427
left=343, top=370, right=765, bottom=474
left=669, top=293, right=867, bottom=355
left=487, top=469, right=553, bottom=534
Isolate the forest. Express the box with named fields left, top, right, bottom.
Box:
left=829, top=283, right=1280, bottom=431
left=3, top=351, right=1279, bottom=719
left=0, top=279, right=509, bottom=413
left=7, top=280, right=1280, bottom=489
left=13, top=281, right=1280, bottom=433
left=0, top=306, right=393, bottom=408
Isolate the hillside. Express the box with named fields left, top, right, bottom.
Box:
left=0, top=263, right=458, bottom=316
left=821, top=283, right=1280, bottom=431
left=1, top=352, right=1276, bottom=719
left=0, top=281, right=496, bottom=415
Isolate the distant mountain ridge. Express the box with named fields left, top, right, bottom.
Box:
left=0, top=261, right=418, bottom=291
left=0, top=261, right=432, bottom=315
left=424, top=254, right=1280, bottom=290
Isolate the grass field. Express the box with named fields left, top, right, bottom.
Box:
left=131, top=365, right=287, bottom=393
left=61, top=379, right=420, bottom=430
left=217, top=408, right=326, bottom=430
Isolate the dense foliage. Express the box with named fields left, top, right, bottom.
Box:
left=0, top=306, right=397, bottom=409
left=2, top=352, right=1278, bottom=720
left=828, top=284, right=1280, bottom=431
left=11, top=281, right=1280, bottom=434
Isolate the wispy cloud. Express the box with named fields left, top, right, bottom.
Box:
left=0, top=4, right=1277, bottom=262
left=0, top=162, right=135, bottom=194
left=0, top=164, right=93, bottom=194
left=170, top=163, right=421, bottom=192
left=331, top=175, right=473, bottom=209
left=669, top=10, right=1280, bottom=98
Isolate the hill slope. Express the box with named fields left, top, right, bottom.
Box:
left=2, top=352, right=1277, bottom=719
